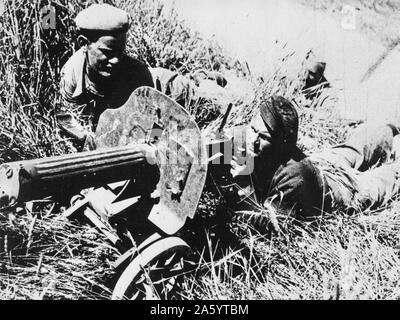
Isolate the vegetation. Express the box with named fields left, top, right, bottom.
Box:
left=298, top=0, right=400, bottom=47
left=1, top=0, right=399, bottom=300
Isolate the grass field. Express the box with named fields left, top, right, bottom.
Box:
left=298, top=0, right=400, bottom=46
left=0, top=0, right=400, bottom=300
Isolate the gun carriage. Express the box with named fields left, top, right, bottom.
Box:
left=0, top=87, right=240, bottom=299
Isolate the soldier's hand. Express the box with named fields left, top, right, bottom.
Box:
left=56, top=112, right=87, bottom=142
left=230, top=155, right=254, bottom=178
left=82, top=132, right=96, bottom=151
left=143, top=143, right=159, bottom=165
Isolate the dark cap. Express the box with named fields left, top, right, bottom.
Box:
left=75, top=4, right=130, bottom=34
left=260, top=95, right=299, bottom=146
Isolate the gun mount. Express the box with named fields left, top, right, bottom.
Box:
left=0, top=87, right=241, bottom=300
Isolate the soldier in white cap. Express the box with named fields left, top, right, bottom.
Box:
left=58, top=4, right=154, bottom=150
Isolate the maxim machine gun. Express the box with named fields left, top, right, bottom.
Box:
left=0, top=87, right=239, bottom=300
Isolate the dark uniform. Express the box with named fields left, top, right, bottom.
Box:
left=232, top=97, right=400, bottom=232
left=57, top=4, right=154, bottom=149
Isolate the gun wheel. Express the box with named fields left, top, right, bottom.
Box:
left=112, top=237, right=193, bottom=300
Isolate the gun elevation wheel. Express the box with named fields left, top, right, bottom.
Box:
left=112, top=237, right=193, bottom=300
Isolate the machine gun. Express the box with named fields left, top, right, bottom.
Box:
left=0, top=86, right=252, bottom=300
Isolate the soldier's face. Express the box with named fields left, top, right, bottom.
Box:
left=86, top=33, right=127, bottom=79
left=246, top=112, right=273, bottom=159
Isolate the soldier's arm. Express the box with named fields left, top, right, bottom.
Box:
left=57, top=66, right=90, bottom=143
left=59, top=62, right=78, bottom=104
left=55, top=111, right=88, bottom=142
left=230, top=160, right=322, bottom=235
left=264, top=159, right=325, bottom=225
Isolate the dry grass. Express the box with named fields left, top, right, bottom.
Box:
left=1, top=0, right=400, bottom=300
left=0, top=204, right=118, bottom=300
left=182, top=205, right=400, bottom=300
left=0, top=0, right=242, bottom=300
left=187, top=79, right=400, bottom=300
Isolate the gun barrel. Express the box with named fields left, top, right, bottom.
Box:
left=0, top=144, right=158, bottom=208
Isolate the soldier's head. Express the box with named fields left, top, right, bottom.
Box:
left=75, top=4, right=130, bottom=80
left=247, top=95, right=298, bottom=161
left=305, top=61, right=326, bottom=87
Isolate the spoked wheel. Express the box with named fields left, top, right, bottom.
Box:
left=112, top=237, right=194, bottom=300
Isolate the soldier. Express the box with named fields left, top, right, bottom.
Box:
left=57, top=4, right=154, bottom=150
left=229, top=95, right=400, bottom=232
left=302, top=60, right=330, bottom=100
left=58, top=4, right=230, bottom=150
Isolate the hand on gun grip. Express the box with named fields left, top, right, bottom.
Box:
left=143, top=143, right=159, bottom=166
left=83, top=132, right=96, bottom=151
left=230, top=154, right=254, bottom=178
left=56, top=112, right=87, bottom=141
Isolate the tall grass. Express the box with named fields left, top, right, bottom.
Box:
left=0, top=0, right=239, bottom=162
left=1, top=0, right=399, bottom=301
left=0, top=0, right=244, bottom=299
left=182, top=206, right=400, bottom=300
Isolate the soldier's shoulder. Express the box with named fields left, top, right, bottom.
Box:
left=284, top=157, right=318, bottom=176
left=119, top=54, right=154, bottom=87
left=60, top=48, right=86, bottom=101
left=122, top=55, right=151, bottom=72
left=61, top=48, right=85, bottom=75
left=272, top=153, right=318, bottom=186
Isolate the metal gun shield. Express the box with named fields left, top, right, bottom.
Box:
left=94, top=86, right=208, bottom=235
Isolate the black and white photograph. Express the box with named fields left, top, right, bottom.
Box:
left=0, top=0, right=400, bottom=304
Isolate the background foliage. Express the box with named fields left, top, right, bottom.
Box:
left=0, top=0, right=399, bottom=300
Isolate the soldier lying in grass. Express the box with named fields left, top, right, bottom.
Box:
left=302, top=60, right=330, bottom=100
left=58, top=4, right=228, bottom=151
left=228, top=95, right=400, bottom=233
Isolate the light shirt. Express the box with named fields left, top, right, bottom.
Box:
left=59, top=47, right=154, bottom=131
